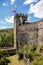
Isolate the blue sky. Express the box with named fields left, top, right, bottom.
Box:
left=0, top=0, right=43, bottom=29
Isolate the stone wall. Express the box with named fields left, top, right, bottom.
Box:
left=14, top=13, right=43, bottom=49
left=37, top=20, right=43, bottom=45
left=17, top=23, right=38, bottom=48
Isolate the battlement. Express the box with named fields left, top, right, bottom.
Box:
left=14, top=13, right=27, bottom=25
left=14, top=13, right=27, bottom=18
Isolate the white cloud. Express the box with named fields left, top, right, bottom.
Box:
left=0, top=26, right=11, bottom=29
left=29, top=0, right=43, bottom=18
left=5, top=16, right=14, bottom=23
left=0, top=26, right=7, bottom=29
left=15, top=4, right=17, bottom=8
left=2, top=3, right=8, bottom=6
left=0, top=25, right=13, bottom=29
left=10, top=0, right=15, bottom=4
left=27, top=16, right=31, bottom=21
left=0, top=21, right=5, bottom=24
left=23, top=0, right=38, bottom=5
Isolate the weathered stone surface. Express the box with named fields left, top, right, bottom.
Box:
left=14, top=13, right=43, bottom=49
left=37, top=20, right=43, bottom=45
left=18, top=24, right=38, bottom=48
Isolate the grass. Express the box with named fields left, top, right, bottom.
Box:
left=8, top=54, right=24, bottom=65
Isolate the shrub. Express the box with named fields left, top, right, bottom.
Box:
left=0, top=50, right=9, bottom=58
left=0, top=50, right=10, bottom=65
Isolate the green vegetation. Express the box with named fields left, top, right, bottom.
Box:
left=8, top=54, right=24, bottom=65
left=0, top=43, right=43, bottom=65
left=18, top=45, right=43, bottom=65
left=0, top=28, right=43, bottom=65
left=0, top=50, right=10, bottom=65
left=0, top=50, right=24, bottom=65
left=0, top=28, right=14, bottom=47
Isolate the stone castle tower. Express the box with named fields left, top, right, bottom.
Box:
left=14, top=13, right=43, bottom=49
left=14, top=13, right=27, bottom=49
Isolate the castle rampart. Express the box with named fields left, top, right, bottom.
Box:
left=14, top=13, right=43, bottom=49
